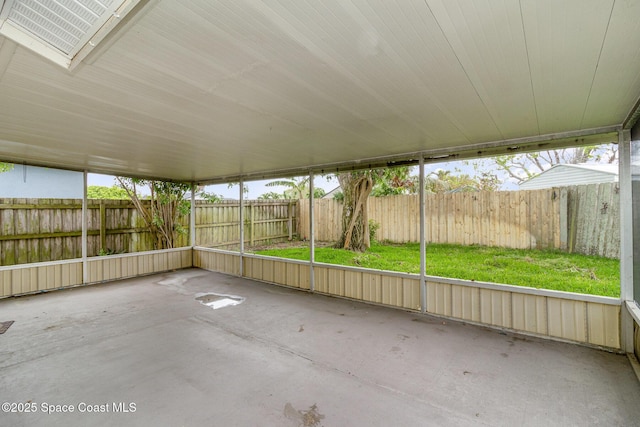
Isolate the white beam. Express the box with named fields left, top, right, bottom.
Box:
left=309, top=171, right=315, bottom=293
left=82, top=170, right=88, bottom=284
left=239, top=179, right=244, bottom=277
left=619, top=129, right=634, bottom=352
left=419, top=158, right=426, bottom=314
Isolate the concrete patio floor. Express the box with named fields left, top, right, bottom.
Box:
left=1, top=268, right=639, bottom=426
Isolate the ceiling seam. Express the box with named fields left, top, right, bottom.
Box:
left=0, top=37, right=16, bottom=81
left=422, top=0, right=504, bottom=141
left=579, top=0, right=616, bottom=130
left=345, top=0, right=465, bottom=142
left=518, top=0, right=540, bottom=136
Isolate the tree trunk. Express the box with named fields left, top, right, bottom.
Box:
left=337, top=172, right=374, bottom=251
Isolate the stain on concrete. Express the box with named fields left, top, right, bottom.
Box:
left=0, top=320, right=14, bottom=334
left=284, top=402, right=325, bottom=427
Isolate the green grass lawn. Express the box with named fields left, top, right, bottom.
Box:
left=253, top=242, right=620, bottom=297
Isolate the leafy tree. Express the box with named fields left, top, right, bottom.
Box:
left=196, top=186, right=222, bottom=203
left=87, top=185, right=129, bottom=199
left=265, top=177, right=310, bottom=199
left=424, top=170, right=498, bottom=193
left=263, top=176, right=327, bottom=199
left=370, top=166, right=417, bottom=196
left=116, top=177, right=190, bottom=249
left=312, top=187, right=327, bottom=199
left=258, top=191, right=286, bottom=200
left=336, top=166, right=416, bottom=251
left=0, top=162, right=13, bottom=173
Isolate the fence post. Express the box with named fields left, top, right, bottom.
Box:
left=288, top=201, right=293, bottom=240
left=419, top=158, right=426, bottom=314
left=99, top=201, right=106, bottom=251
left=250, top=202, right=255, bottom=246
left=82, top=171, right=88, bottom=284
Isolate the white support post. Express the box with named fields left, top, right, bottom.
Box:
left=190, top=183, right=196, bottom=267
left=190, top=183, right=196, bottom=247
left=82, top=170, right=88, bottom=284
left=239, top=179, right=244, bottom=277
left=309, top=171, right=315, bottom=292
left=619, top=129, right=634, bottom=352
left=419, top=158, right=426, bottom=313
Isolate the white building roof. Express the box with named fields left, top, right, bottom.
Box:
left=520, top=163, right=619, bottom=190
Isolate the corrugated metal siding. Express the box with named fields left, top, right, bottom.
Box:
left=0, top=260, right=83, bottom=297
left=547, top=299, right=587, bottom=342
left=239, top=255, right=309, bottom=290
left=86, top=248, right=192, bottom=283
left=586, top=303, right=620, bottom=348
left=635, top=322, right=640, bottom=362
left=427, top=281, right=452, bottom=316
left=479, top=288, right=512, bottom=328
left=343, top=269, right=362, bottom=300
left=362, top=272, right=382, bottom=304
left=194, top=249, right=240, bottom=275
left=511, top=293, right=548, bottom=335
left=451, top=285, right=481, bottom=322
left=312, top=267, right=419, bottom=310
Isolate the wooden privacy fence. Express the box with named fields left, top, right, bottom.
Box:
left=0, top=199, right=184, bottom=265
left=566, top=183, right=620, bottom=258
left=300, top=183, right=621, bottom=258
left=0, top=198, right=298, bottom=266
left=195, top=200, right=298, bottom=249
left=0, top=184, right=619, bottom=266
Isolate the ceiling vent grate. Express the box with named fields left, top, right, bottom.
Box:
left=0, top=0, right=141, bottom=69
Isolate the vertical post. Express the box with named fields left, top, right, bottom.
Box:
left=250, top=202, right=255, bottom=246
left=190, top=183, right=196, bottom=247
left=419, top=158, right=426, bottom=314
left=190, top=183, right=196, bottom=268
left=82, top=170, right=88, bottom=285
left=99, top=201, right=106, bottom=252
left=288, top=201, right=293, bottom=240
left=620, top=129, right=634, bottom=352
left=309, top=171, right=315, bottom=292
left=239, top=179, right=244, bottom=277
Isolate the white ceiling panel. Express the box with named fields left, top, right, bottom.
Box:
left=521, top=0, right=616, bottom=133
left=0, top=0, right=639, bottom=182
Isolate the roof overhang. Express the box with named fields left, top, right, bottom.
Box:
left=0, top=0, right=638, bottom=183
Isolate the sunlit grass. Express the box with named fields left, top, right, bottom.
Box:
left=253, top=243, right=620, bottom=297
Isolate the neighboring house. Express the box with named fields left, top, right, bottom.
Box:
left=519, top=164, right=618, bottom=190
left=0, top=164, right=83, bottom=198
left=322, top=186, right=342, bottom=199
